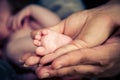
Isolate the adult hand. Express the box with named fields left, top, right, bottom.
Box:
left=36, top=28, right=120, bottom=78
left=35, top=0, right=120, bottom=78
left=38, top=1, right=120, bottom=65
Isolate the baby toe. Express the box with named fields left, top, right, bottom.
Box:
left=35, top=34, right=41, bottom=40
left=36, top=47, right=46, bottom=56
left=41, top=29, right=48, bottom=36
left=33, top=40, right=41, bottom=46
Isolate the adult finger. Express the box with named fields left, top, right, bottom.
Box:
left=24, top=55, right=40, bottom=66
left=19, top=53, right=32, bottom=63
left=40, top=39, right=87, bottom=64
left=36, top=65, right=102, bottom=78
left=37, top=37, right=120, bottom=78
left=51, top=36, right=120, bottom=69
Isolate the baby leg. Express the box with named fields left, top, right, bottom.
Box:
left=33, top=29, right=72, bottom=56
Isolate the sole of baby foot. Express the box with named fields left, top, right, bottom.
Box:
left=36, top=47, right=46, bottom=56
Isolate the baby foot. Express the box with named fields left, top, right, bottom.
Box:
left=33, top=29, right=72, bottom=56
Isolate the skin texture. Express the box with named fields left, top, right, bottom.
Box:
left=30, top=0, right=120, bottom=79
left=34, top=29, right=72, bottom=56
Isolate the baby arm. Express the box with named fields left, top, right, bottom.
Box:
left=10, top=4, right=60, bottom=30
left=27, top=5, right=60, bottom=27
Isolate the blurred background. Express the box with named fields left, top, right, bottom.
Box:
left=9, top=0, right=109, bottom=19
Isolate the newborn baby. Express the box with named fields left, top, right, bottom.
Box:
left=6, top=4, right=72, bottom=68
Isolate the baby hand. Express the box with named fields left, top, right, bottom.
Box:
left=8, top=5, right=32, bottom=31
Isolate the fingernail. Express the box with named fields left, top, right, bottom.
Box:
left=41, top=73, right=50, bottom=78
left=55, top=65, right=62, bottom=69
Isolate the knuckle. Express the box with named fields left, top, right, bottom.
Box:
left=93, top=68, right=104, bottom=76
left=103, top=62, right=114, bottom=71
left=99, top=59, right=110, bottom=66
left=73, top=67, right=80, bottom=74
